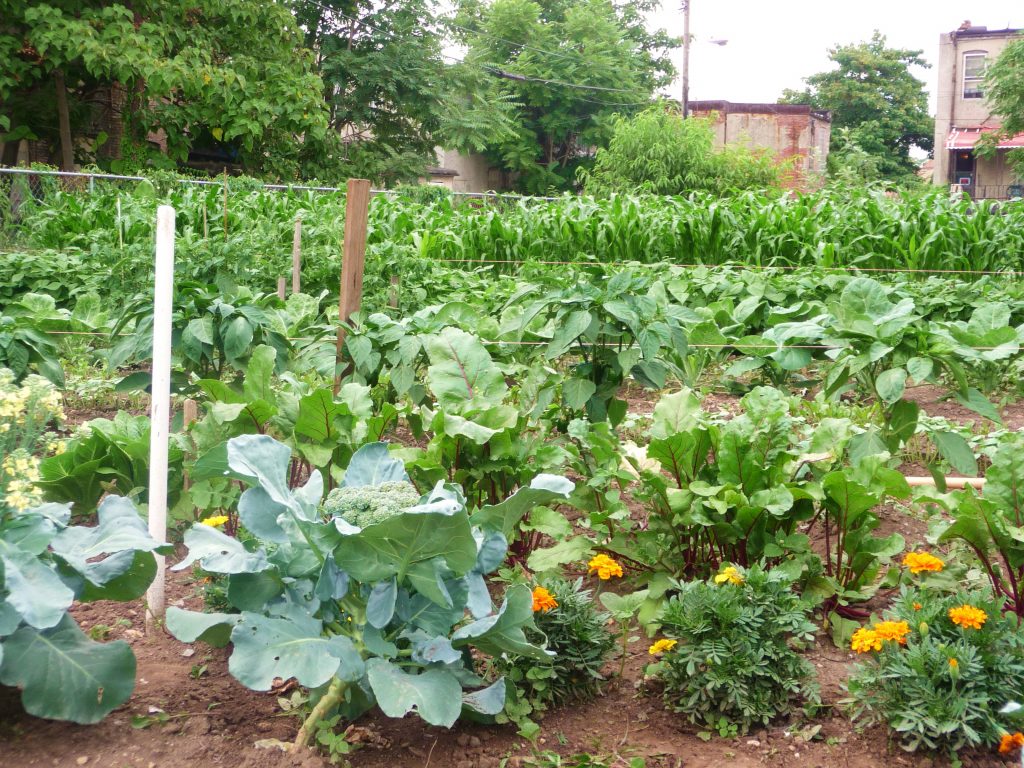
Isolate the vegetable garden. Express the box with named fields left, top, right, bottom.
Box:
left=3, top=172, right=1024, bottom=768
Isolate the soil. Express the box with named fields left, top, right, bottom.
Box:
left=3, top=386, right=1017, bottom=768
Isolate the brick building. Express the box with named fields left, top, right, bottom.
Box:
left=688, top=101, right=832, bottom=191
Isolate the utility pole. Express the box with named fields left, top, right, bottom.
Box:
left=681, top=0, right=690, bottom=118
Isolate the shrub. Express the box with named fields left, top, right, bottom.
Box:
left=499, top=577, right=617, bottom=716
left=844, top=587, right=1024, bottom=756
left=651, top=564, right=819, bottom=734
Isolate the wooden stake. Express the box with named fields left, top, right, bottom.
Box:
left=334, top=178, right=372, bottom=392
left=388, top=274, right=399, bottom=309
left=277, top=277, right=287, bottom=299
left=291, top=216, right=302, bottom=294
left=203, top=204, right=208, bottom=240
left=222, top=168, right=228, bottom=241
left=182, top=398, right=198, bottom=492
left=145, top=205, right=175, bottom=632
left=906, top=476, right=985, bottom=490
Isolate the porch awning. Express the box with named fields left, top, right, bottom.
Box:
left=945, top=126, right=1024, bottom=150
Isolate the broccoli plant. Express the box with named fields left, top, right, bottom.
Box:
left=167, top=435, right=572, bottom=752
left=322, top=480, right=420, bottom=529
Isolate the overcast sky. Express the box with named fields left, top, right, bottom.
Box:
left=652, top=1, right=1022, bottom=113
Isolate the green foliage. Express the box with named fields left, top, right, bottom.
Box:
left=322, top=480, right=421, bottom=529
left=1, top=1, right=328, bottom=175
left=652, top=564, right=819, bottom=734
left=0, top=294, right=66, bottom=387
left=581, top=106, right=782, bottom=196
left=167, top=435, right=563, bottom=745
left=930, top=431, right=1024, bottom=618
left=455, top=0, right=678, bottom=193
left=844, top=588, right=1024, bottom=755
left=782, top=31, right=934, bottom=181
left=498, top=577, right=616, bottom=721
left=0, top=496, right=166, bottom=723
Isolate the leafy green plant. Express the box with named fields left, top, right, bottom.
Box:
left=166, top=436, right=565, bottom=751
left=0, top=294, right=66, bottom=386
left=650, top=564, right=819, bottom=734
left=497, top=577, right=616, bottom=724
left=0, top=496, right=167, bottom=723
left=844, top=587, right=1024, bottom=756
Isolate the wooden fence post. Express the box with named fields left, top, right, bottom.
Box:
left=388, top=275, right=399, bottom=309
left=222, top=168, right=228, bottom=241
left=291, top=216, right=302, bottom=294
left=334, top=178, right=372, bottom=392
left=277, top=277, right=287, bottom=299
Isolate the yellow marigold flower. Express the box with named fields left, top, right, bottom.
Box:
left=850, top=627, right=883, bottom=653
left=713, top=566, right=744, bottom=586
left=949, top=604, right=987, bottom=630
left=648, top=639, right=678, bottom=655
left=873, top=620, right=911, bottom=645
left=200, top=515, right=230, bottom=527
left=999, top=732, right=1024, bottom=754
left=531, top=586, right=557, bottom=613
left=948, top=658, right=958, bottom=669
left=902, top=551, right=944, bottom=574
left=587, top=554, right=623, bottom=580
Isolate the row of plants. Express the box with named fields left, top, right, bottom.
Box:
left=4, top=177, right=1024, bottom=309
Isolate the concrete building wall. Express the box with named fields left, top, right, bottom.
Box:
left=933, top=26, right=1022, bottom=189
left=690, top=102, right=831, bottom=191
left=433, top=149, right=506, bottom=193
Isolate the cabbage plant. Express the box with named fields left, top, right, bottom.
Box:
left=167, top=435, right=570, bottom=750
left=0, top=496, right=168, bottom=723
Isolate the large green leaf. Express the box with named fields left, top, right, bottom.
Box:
left=242, top=344, right=277, bottom=402
left=469, top=475, right=574, bottom=539
left=650, top=388, right=702, bottom=439
left=366, top=658, right=463, bottom=727
left=451, top=584, right=550, bottom=662
left=228, top=613, right=363, bottom=691
left=334, top=506, right=477, bottom=583
left=931, top=431, right=979, bottom=477
left=425, top=327, right=506, bottom=409
left=341, top=442, right=409, bottom=487
left=165, top=607, right=241, bottom=647
left=171, top=523, right=270, bottom=574
left=0, top=614, right=135, bottom=724
left=545, top=310, right=592, bottom=359
left=0, top=545, right=74, bottom=629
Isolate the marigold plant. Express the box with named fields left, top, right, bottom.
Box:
left=845, top=588, right=1024, bottom=757
left=648, top=638, right=677, bottom=655
left=999, top=732, right=1024, bottom=755
left=713, top=565, right=744, bottom=585
left=532, top=586, right=557, bottom=613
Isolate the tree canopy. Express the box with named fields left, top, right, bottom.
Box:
left=1, top=1, right=328, bottom=174
left=454, top=0, right=678, bottom=193
left=980, top=35, right=1024, bottom=171
left=781, top=31, right=933, bottom=182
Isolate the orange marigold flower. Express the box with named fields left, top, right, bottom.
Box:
left=948, top=658, right=958, bottom=669
left=873, top=620, right=911, bottom=645
left=998, top=732, right=1024, bottom=754
left=949, top=604, right=987, bottom=630
left=913, top=602, right=923, bottom=611
left=532, top=586, right=557, bottom=613
left=587, top=554, right=623, bottom=580
left=902, top=551, right=944, bottom=574
left=851, top=627, right=883, bottom=653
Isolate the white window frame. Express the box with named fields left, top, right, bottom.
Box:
left=963, top=52, right=987, bottom=99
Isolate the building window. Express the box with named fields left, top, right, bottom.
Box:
left=963, top=52, right=987, bottom=99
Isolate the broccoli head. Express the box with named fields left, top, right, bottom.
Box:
left=322, top=480, right=421, bottom=528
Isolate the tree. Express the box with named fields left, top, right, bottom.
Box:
left=292, top=0, right=518, bottom=185
left=781, top=32, right=933, bottom=181
left=978, top=35, right=1024, bottom=171
left=0, top=1, right=328, bottom=175
left=454, top=0, right=678, bottom=193
left=579, top=104, right=781, bottom=196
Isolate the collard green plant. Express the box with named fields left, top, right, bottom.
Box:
left=167, top=435, right=566, bottom=751
left=0, top=496, right=167, bottom=723
left=651, top=564, right=819, bottom=734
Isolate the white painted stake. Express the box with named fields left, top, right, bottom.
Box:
left=145, top=205, right=175, bottom=631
